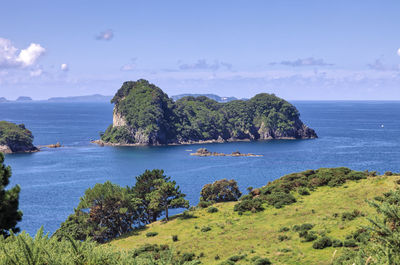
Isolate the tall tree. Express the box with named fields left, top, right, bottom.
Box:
left=131, top=169, right=170, bottom=223
left=147, top=178, right=189, bottom=221
left=0, top=153, right=22, bottom=237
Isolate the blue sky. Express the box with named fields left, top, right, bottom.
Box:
left=1, top=0, right=400, bottom=100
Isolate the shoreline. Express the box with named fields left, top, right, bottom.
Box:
left=91, top=136, right=316, bottom=147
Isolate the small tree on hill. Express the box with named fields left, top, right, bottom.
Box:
left=147, top=178, right=189, bottom=221
left=200, top=179, right=242, bottom=203
left=0, top=153, right=22, bottom=237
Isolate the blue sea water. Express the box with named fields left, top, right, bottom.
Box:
left=1, top=101, right=400, bottom=235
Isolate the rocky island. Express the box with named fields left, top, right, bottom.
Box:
left=190, top=148, right=263, bottom=157
left=98, top=79, right=317, bottom=146
left=0, top=121, right=38, bottom=153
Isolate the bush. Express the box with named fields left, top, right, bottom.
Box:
left=180, top=252, right=196, bottom=262
left=254, top=258, right=272, bottom=265
left=341, top=210, right=362, bottom=221
left=201, top=226, right=211, bottom=232
left=233, top=198, right=264, bottom=213
left=278, top=235, right=290, bottom=241
left=312, top=236, right=332, bottom=249
left=302, top=232, right=318, bottom=242
left=279, top=226, right=290, bottom=232
left=228, top=254, right=246, bottom=262
left=298, top=187, right=310, bottom=195
left=200, top=179, right=242, bottom=202
left=293, top=223, right=314, bottom=232
left=207, top=207, right=219, bottom=213
left=385, top=171, right=393, bottom=176
left=146, top=232, right=158, bottom=237
left=172, top=235, right=178, bottom=242
left=332, top=239, right=343, bottom=247
left=197, top=200, right=214, bottom=208
left=265, top=192, right=296, bottom=208
left=215, top=255, right=220, bottom=260
left=343, top=239, right=357, bottom=247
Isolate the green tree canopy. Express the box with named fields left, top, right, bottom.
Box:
left=200, top=179, right=242, bottom=203
left=0, top=153, right=22, bottom=237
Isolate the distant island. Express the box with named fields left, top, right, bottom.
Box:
left=97, top=79, right=317, bottom=146
left=16, top=96, right=33, bottom=102
left=0, top=121, right=38, bottom=153
left=171, top=93, right=239, bottom=103
left=47, top=94, right=112, bottom=102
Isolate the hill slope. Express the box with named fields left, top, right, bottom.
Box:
left=100, top=79, right=317, bottom=145
left=111, top=174, right=399, bottom=264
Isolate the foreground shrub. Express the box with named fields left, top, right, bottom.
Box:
left=172, top=235, right=178, bottom=242
left=312, top=236, right=332, bottom=249
left=201, top=226, right=211, bottom=232
left=253, top=257, right=272, bottom=265
left=343, top=239, right=357, bottom=248
left=332, top=239, right=343, bottom=247
left=200, top=179, right=242, bottom=202
left=293, top=223, right=314, bottom=232
left=197, top=200, right=214, bottom=208
left=341, top=210, right=363, bottom=221
left=298, top=187, right=310, bottom=195
left=278, top=235, right=290, bottom=241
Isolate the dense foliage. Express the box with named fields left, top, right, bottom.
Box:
left=236, top=167, right=368, bottom=212
left=0, top=121, right=37, bottom=152
left=0, top=153, right=22, bottom=237
left=56, top=170, right=188, bottom=242
left=0, top=228, right=200, bottom=265
left=101, top=79, right=317, bottom=144
left=200, top=179, right=242, bottom=203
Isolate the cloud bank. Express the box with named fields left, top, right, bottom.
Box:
left=270, top=57, right=333, bottom=67
left=0, top=38, right=45, bottom=68
left=179, top=59, right=232, bottom=71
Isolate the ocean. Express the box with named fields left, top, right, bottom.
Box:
left=1, top=101, right=399, bottom=235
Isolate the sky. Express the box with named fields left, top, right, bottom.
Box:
left=0, top=0, right=400, bottom=100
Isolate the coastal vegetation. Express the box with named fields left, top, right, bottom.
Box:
left=100, top=79, right=317, bottom=145
left=2, top=152, right=400, bottom=264
left=0, top=121, right=38, bottom=153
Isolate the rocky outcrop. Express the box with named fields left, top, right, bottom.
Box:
left=113, top=107, right=127, bottom=127
left=0, top=121, right=38, bottom=154
left=190, top=148, right=262, bottom=157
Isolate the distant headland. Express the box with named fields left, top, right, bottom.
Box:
left=97, top=79, right=317, bottom=146
left=0, top=121, right=38, bottom=154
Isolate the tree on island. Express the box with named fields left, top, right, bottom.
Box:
left=0, top=153, right=23, bottom=237
left=147, top=178, right=189, bottom=221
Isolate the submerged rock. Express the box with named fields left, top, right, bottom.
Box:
left=190, top=148, right=262, bottom=157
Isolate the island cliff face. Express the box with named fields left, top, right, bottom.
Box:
left=0, top=121, right=38, bottom=153
left=100, top=79, right=317, bottom=145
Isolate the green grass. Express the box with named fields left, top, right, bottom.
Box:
left=111, top=175, right=400, bottom=264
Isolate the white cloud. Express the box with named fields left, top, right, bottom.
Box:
left=0, top=38, right=45, bottom=68
left=96, top=29, right=114, bottom=41
left=397, top=48, right=400, bottom=56
left=61, top=63, right=69, bottom=71
left=269, top=57, right=333, bottom=67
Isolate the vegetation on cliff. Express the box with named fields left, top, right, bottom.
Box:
left=101, top=79, right=317, bottom=145
left=0, top=121, right=38, bottom=153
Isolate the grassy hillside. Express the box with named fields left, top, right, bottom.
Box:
left=111, top=174, right=400, bottom=264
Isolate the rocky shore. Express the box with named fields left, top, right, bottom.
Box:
left=190, top=148, right=263, bottom=157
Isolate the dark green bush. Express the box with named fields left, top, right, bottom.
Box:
left=293, top=223, right=314, bottom=232
left=233, top=198, right=264, bottom=213
left=228, top=254, right=246, bottom=262
left=312, top=236, right=332, bottom=249
left=343, top=239, right=357, bottom=247
left=341, top=210, right=362, bottom=221
left=279, top=226, right=290, bottom=232
left=198, top=200, right=214, bottom=208
left=200, top=179, right=242, bottom=202
left=180, top=252, right=196, bottom=262
left=201, top=226, right=211, bottom=232
left=278, top=235, right=290, bottom=241
left=302, top=232, right=318, bottom=242
left=207, top=207, right=219, bottom=213
left=332, top=239, right=343, bottom=247
left=172, top=235, right=178, bottom=242
left=298, top=187, right=310, bottom=195
left=254, top=258, right=272, bottom=265
left=146, top=232, right=158, bottom=237
left=265, top=192, right=296, bottom=208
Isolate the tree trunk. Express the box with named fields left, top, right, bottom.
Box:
left=165, top=206, right=169, bottom=221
